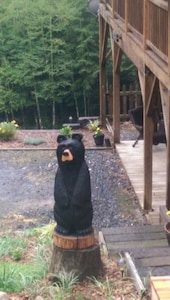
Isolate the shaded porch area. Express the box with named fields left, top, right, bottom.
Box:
left=115, top=140, right=167, bottom=224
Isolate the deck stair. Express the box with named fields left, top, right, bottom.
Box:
left=102, top=224, right=170, bottom=281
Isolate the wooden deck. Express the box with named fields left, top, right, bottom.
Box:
left=102, top=225, right=170, bottom=286
left=116, top=140, right=167, bottom=223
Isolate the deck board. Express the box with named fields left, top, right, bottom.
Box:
left=116, top=140, right=167, bottom=221
left=102, top=225, right=170, bottom=281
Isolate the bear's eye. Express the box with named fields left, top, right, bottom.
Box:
left=68, top=145, right=73, bottom=152
left=61, top=145, right=66, bottom=151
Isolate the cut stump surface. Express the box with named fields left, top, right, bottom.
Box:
left=50, top=233, right=103, bottom=281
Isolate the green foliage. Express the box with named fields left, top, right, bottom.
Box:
left=94, top=127, right=103, bottom=137
left=23, top=137, right=47, bottom=145
left=54, top=270, right=79, bottom=290
left=60, top=126, right=72, bottom=138
left=86, top=119, right=100, bottom=132
left=0, top=0, right=100, bottom=127
left=0, top=262, right=46, bottom=293
left=120, top=55, right=138, bottom=87
left=0, top=120, right=19, bottom=140
left=12, top=248, right=24, bottom=261
left=0, top=235, right=27, bottom=257
left=0, top=223, right=53, bottom=294
left=89, top=276, right=115, bottom=299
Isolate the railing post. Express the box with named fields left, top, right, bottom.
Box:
left=168, top=0, right=170, bottom=75
left=166, top=0, right=170, bottom=210
left=125, top=0, right=128, bottom=32
left=112, top=0, right=115, bottom=20
left=143, top=0, right=149, bottom=49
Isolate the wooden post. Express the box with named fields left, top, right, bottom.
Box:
left=125, top=0, right=128, bottom=33
left=113, top=42, right=122, bottom=143
left=143, top=0, right=149, bottom=50
left=99, top=14, right=107, bottom=127
left=167, top=0, right=170, bottom=210
left=138, top=69, right=154, bottom=211
left=166, top=93, right=170, bottom=210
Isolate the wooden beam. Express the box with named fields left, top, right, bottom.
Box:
left=145, top=74, right=157, bottom=115
left=149, top=0, right=168, bottom=10
left=138, top=70, right=145, bottom=101
left=99, top=14, right=107, bottom=127
left=112, top=42, right=122, bottom=143
left=166, top=0, right=170, bottom=210
left=141, top=68, right=155, bottom=211
left=168, top=0, right=170, bottom=75
left=166, top=93, right=170, bottom=210
left=160, top=86, right=170, bottom=210
left=99, top=22, right=109, bottom=66
left=125, top=0, right=128, bottom=33
left=143, top=0, right=148, bottom=50
left=159, top=82, right=168, bottom=137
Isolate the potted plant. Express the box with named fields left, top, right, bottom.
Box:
left=59, top=126, right=72, bottom=138
left=93, top=127, right=104, bottom=146
left=86, top=119, right=104, bottom=146
left=164, top=210, right=170, bottom=246
left=86, top=119, right=100, bottom=132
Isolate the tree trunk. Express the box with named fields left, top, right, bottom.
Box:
left=52, top=99, right=55, bottom=129
left=49, top=233, right=103, bottom=281
left=34, top=86, right=43, bottom=129
left=83, top=87, right=87, bottom=116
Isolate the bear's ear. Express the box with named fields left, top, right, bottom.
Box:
left=57, top=134, right=67, bottom=143
left=72, top=133, right=83, bottom=142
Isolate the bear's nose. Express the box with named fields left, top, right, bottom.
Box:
left=63, top=150, right=69, bottom=156
left=62, top=149, right=73, bottom=162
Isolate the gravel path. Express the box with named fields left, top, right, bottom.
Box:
left=0, top=146, right=146, bottom=233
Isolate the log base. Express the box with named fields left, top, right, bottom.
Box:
left=49, top=232, right=103, bottom=281
left=53, top=231, right=95, bottom=249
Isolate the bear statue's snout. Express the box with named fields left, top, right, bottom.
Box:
left=63, top=149, right=69, bottom=156
left=61, top=149, right=73, bottom=162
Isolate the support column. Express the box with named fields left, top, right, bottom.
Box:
left=99, top=14, right=108, bottom=127
left=112, top=42, right=122, bottom=143
left=166, top=92, right=170, bottom=209
left=139, top=69, right=154, bottom=211
left=166, top=0, right=170, bottom=209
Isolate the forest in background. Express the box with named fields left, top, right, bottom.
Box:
left=0, top=0, right=137, bottom=129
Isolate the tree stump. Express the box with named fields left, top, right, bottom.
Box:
left=49, top=231, right=103, bottom=281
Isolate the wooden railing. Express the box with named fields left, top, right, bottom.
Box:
left=105, top=0, right=168, bottom=62
left=108, top=83, right=142, bottom=121
left=147, top=0, right=168, bottom=60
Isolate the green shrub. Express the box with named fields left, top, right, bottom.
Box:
left=0, top=120, right=19, bottom=141
left=23, top=137, right=47, bottom=145
left=86, top=120, right=100, bottom=132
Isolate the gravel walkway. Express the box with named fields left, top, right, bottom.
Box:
left=0, top=148, right=145, bottom=233
left=0, top=122, right=146, bottom=232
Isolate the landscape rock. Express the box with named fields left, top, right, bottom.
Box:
left=0, top=292, right=9, bottom=300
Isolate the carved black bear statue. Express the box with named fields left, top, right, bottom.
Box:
left=54, top=133, right=93, bottom=236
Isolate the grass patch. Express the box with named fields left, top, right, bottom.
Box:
left=0, top=223, right=142, bottom=299
left=0, top=261, right=46, bottom=293
left=23, top=137, right=47, bottom=145
left=0, top=235, right=27, bottom=257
